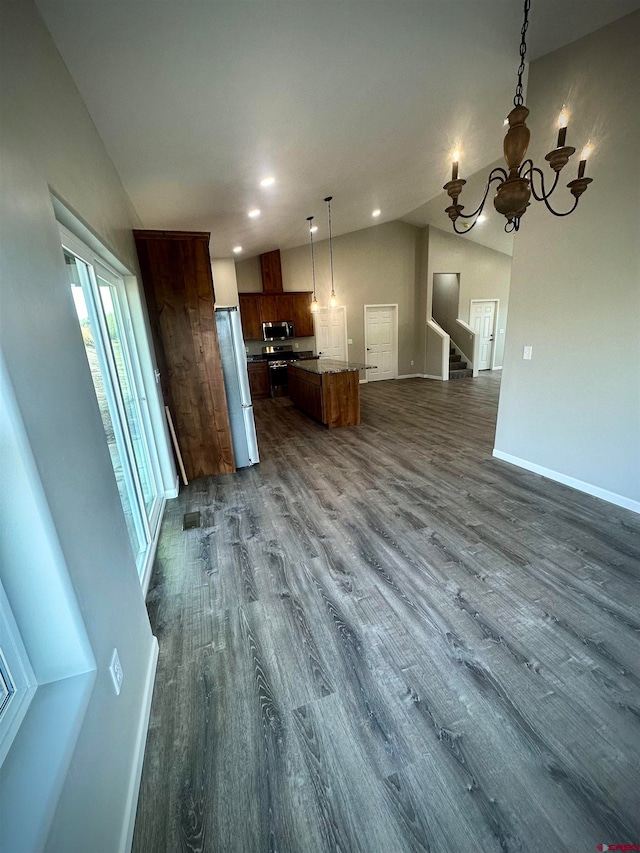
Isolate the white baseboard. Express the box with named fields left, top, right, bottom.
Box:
left=492, top=449, right=640, bottom=515
left=140, top=496, right=167, bottom=598
left=164, top=475, right=179, bottom=499
left=397, top=373, right=422, bottom=380
left=424, top=373, right=445, bottom=381
left=119, top=636, right=159, bottom=853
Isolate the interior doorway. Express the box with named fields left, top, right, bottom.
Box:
left=432, top=273, right=460, bottom=333
left=364, top=304, right=397, bottom=381
left=314, top=306, right=347, bottom=361
left=470, top=300, right=498, bottom=370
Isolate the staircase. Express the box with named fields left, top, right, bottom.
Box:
left=449, top=345, right=473, bottom=380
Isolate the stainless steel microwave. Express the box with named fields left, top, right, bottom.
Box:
left=263, top=321, right=294, bottom=341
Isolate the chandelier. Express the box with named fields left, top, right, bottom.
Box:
left=443, top=0, right=593, bottom=234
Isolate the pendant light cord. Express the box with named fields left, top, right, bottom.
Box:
left=514, top=0, right=530, bottom=107
left=307, top=216, right=317, bottom=299
left=325, top=196, right=335, bottom=294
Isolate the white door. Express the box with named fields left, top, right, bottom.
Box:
left=314, top=306, right=347, bottom=360
left=365, top=306, right=396, bottom=381
left=470, top=301, right=496, bottom=370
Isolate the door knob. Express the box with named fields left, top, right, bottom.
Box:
left=367, top=347, right=371, bottom=351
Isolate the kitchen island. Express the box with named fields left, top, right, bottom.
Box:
left=288, top=359, right=369, bottom=428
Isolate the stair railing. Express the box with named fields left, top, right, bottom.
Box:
left=452, top=319, right=479, bottom=377
left=426, top=318, right=450, bottom=381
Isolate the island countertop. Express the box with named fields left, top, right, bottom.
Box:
left=291, top=358, right=370, bottom=375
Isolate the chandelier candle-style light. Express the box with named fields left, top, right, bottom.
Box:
left=325, top=196, right=338, bottom=308
left=444, top=0, right=593, bottom=234
left=307, top=216, right=319, bottom=313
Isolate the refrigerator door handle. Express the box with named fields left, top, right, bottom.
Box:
left=241, top=403, right=253, bottom=409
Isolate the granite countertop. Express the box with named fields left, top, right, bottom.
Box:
left=290, top=358, right=372, bottom=375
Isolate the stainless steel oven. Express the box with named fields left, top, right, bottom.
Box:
left=263, top=321, right=294, bottom=341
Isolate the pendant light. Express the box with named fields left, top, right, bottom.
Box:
left=325, top=196, right=338, bottom=308
left=307, top=216, right=319, bottom=313
left=443, top=0, right=593, bottom=234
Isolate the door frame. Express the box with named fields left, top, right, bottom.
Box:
left=59, top=223, right=165, bottom=587
left=363, top=303, right=398, bottom=383
left=469, top=299, right=500, bottom=370
left=314, top=305, right=348, bottom=361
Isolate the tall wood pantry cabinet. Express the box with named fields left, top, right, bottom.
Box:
left=133, top=229, right=235, bottom=479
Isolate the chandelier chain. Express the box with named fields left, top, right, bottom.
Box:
left=514, top=0, right=530, bottom=107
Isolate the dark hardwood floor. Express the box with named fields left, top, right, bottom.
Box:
left=133, top=374, right=640, bottom=853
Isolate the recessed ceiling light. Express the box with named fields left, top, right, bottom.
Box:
left=233, top=245, right=243, bottom=254
left=260, top=176, right=275, bottom=188
left=309, top=225, right=318, bottom=233
left=248, top=208, right=260, bottom=218
left=372, top=209, right=381, bottom=218
left=477, top=215, right=487, bottom=224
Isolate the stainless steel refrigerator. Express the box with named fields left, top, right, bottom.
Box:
left=215, top=306, right=259, bottom=468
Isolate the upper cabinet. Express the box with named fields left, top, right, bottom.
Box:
left=238, top=291, right=314, bottom=340
left=239, top=247, right=314, bottom=339
left=292, top=292, right=314, bottom=337
left=238, top=294, right=262, bottom=340
left=260, top=250, right=283, bottom=292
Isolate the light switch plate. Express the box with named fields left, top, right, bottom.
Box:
left=523, top=345, right=533, bottom=360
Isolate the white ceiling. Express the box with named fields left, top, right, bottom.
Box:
left=36, top=0, right=640, bottom=258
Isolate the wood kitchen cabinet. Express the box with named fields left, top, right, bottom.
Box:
left=238, top=294, right=262, bottom=340
left=260, top=294, right=279, bottom=323
left=260, top=249, right=284, bottom=292
left=238, top=291, right=314, bottom=340
left=133, top=229, right=235, bottom=479
left=276, top=294, right=294, bottom=322
left=288, top=363, right=361, bottom=428
left=247, top=361, right=271, bottom=399
left=292, top=292, right=315, bottom=337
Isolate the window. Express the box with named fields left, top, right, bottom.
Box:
left=61, top=229, right=163, bottom=576
left=0, top=580, right=36, bottom=766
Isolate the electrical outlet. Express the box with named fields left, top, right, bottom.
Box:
left=109, top=648, right=123, bottom=695
left=294, top=342, right=299, bottom=349
left=523, top=345, right=533, bottom=360
left=411, top=360, right=414, bottom=366
left=348, top=339, right=353, bottom=345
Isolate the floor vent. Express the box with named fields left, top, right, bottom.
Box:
left=182, top=511, right=201, bottom=531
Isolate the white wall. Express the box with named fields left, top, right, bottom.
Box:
left=426, top=226, right=512, bottom=368
left=235, top=254, right=262, bottom=292
left=212, top=257, right=240, bottom=306
left=0, top=2, right=160, bottom=849
left=494, top=12, right=640, bottom=511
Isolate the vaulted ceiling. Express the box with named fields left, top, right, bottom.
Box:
left=36, top=0, right=639, bottom=258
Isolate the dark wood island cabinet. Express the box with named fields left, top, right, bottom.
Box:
left=288, top=360, right=366, bottom=428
